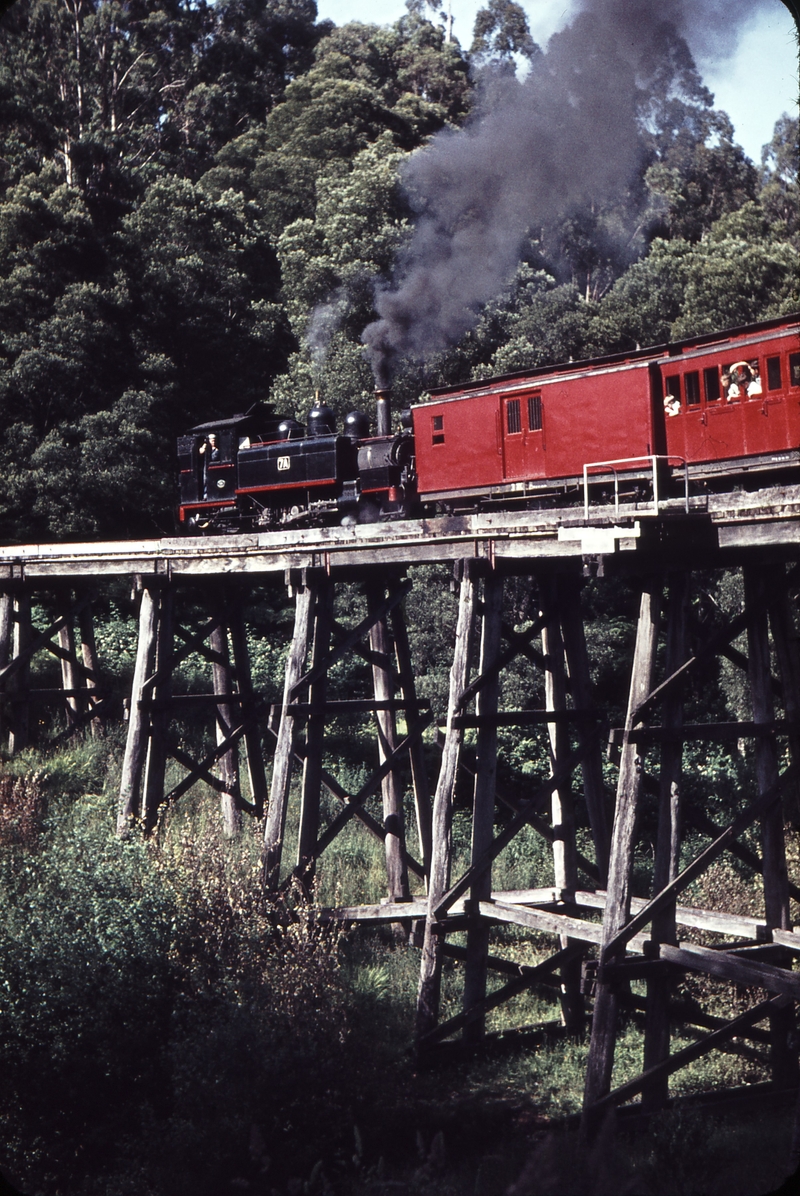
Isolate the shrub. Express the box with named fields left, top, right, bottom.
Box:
left=0, top=771, right=46, bottom=849
left=0, top=777, right=353, bottom=1196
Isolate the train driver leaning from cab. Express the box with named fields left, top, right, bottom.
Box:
left=199, top=432, right=220, bottom=461
left=199, top=432, right=220, bottom=498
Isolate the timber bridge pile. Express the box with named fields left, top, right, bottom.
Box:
left=4, top=483, right=800, bottom=1131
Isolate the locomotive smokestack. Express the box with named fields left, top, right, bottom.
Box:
left=375, top=387, right=392, bottom=437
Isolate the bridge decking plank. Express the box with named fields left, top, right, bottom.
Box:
left=0, top=485, right=799, bottom=579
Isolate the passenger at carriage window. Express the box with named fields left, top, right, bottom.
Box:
left=723, top=361, right=757, bottom=400
left=746, top=361, right=762, bottom=395
left=664, top=375, right=681, bottom=416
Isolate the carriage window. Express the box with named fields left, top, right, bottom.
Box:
left=665, top=376, right=681, bottom=402
left=790, top=354, right=800, bottom=388
left=432, top=414, right=445, bottom=445
left=766, top=356, right=783, bottom=391
left=722, top=359, right=761, bottom=399
left=704, top=367, right=720, bottom=402
left=663, top=375, right=681, bottom=416
left=528, top=394, right=542, bottom=431
left=684, top=372, right=700, bottom=406
left=506, top=399, right=522, bottom=434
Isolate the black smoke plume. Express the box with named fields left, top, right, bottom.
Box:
left=362, top=0, right=777, bottom=385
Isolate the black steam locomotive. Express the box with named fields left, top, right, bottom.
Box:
left=177, top=391, right=415, bottom=534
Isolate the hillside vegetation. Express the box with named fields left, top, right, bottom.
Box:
left=0, top=0, right=795, bottom=541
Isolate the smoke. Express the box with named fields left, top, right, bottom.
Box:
left=306, top=292, right=348, bottom=384
left=361, top=0, right=778, bottom=385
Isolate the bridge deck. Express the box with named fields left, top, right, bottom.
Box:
left=1, top=485, right=800, bottom=579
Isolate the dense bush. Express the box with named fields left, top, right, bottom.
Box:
left=0, top=757, right=354, bottom=1196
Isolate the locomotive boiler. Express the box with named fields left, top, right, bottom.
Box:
left=177, top=313, right=800, bottom=533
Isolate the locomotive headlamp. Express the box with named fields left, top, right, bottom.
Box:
left=216, top=479, right=226, bottom=490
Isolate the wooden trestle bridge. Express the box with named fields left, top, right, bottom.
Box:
left=3, top=483, right=800, bottom=1132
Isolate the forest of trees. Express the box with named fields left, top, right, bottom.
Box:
left=0, top=0, right=795, bottom=542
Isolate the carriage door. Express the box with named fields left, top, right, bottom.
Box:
left=502, top=392, right=545, bottom=481
left=703, top=361, right=746, bottom=460
left=668, top=365, right=742, bottom=464
left=742, top=355, right=789, bottom=455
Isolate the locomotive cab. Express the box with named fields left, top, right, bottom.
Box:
left=177, top=403, right=284, bottom=533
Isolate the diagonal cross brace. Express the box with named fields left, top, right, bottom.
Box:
left=48, top=694, right=112, bottom=746
left=600, top=763, right=799, bottom=962
left=500, top=619, right=548, bottom=671
left=449, top=739, right=601, bottom=883
left=289, top=579, right=412, bottom=700
left=141, top=610, right=228, bottom=696
left=0, top=592, right=95, bottom=684
left=169, top=740, right=257, bottom=812
left=332, top=619, right=402, bottom=682
left=456, top=611, right=549, bottom=712
left=587, top=993, right=790, bottom=1118
left=160, top=721, right=250, bottom=810
left=684, top=803, right=800, bottom=904
left=418, top=940, right=586, bottom=1047
left=290, top=710, right=433, bottom=881
left=265, top=723, right=425, bottom=881
left=632, top=608, right=753, bottom=726
left=434, top=729, right=605, bottom=919
left=175, top=623, right=231, bottom=670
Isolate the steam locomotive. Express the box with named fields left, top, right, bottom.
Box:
left=177, top=314, right=800, bottom=534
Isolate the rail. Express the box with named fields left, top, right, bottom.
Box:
left=582, top=455, right=689, bottom=521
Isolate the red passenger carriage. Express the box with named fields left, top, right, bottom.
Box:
left=412, top=314, right=800, bottom=508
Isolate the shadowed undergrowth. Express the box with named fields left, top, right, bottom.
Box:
left=0, top=739, right=796, bottom=1195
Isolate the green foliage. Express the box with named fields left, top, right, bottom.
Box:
left=0, top=0, right=793, bottom=535
left=669, top=202, right=799, bottom=337
left=0, top=163, right=294, bottom=538
left=644, top=118, right=759, bottom=244
left=470, top=0, right=539, bottom=64
left=760, top=113, right=800, bottom=236
left=0, top=763, right=355, bottom=1196
left=0, top=770, right=46, bottom=848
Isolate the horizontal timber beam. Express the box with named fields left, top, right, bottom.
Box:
left=446, top=708, right=597, bottom=729
left=659, top=943, right=800, bottom=998
left=574, top=890, right=768, bottom=940
left=600, top=763, right=797, bottom=960
left=609, top=720, right=793, bottom=744
left=1, top=486, right=800, bottom=579
left=479, top=898, right=651, bottom=954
